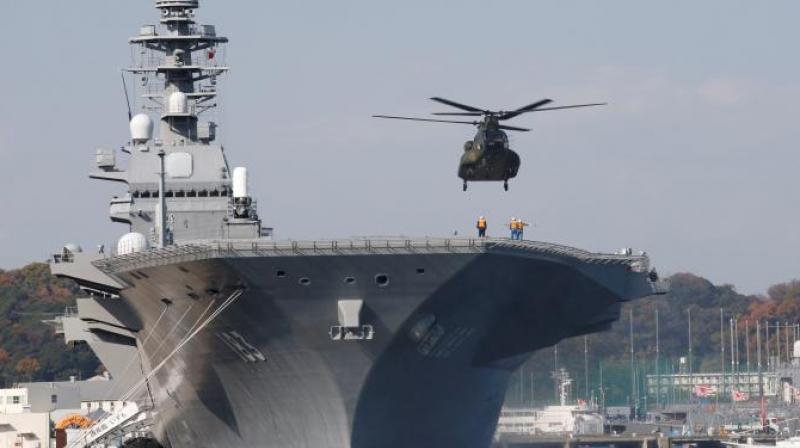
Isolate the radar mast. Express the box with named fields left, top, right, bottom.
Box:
left=127, top=0, right=228, bottom=146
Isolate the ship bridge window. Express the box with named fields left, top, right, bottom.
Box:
left=187, top=190, right=197, bottom=198
left=141, top=191, right=152, bottom=198
left=210, top=190, right=220, bottom=197
left=198, top=190, right=209, bottom=198
left=165, top=191, right=174, bottom=198
left=374, top=274, right=390, bottom=287
left=132, top=191, right=141, bottom=198
left=175, top=191, right=186, bottom=198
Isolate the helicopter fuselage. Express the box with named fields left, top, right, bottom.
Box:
left=458, top=126, right=520, bottom=183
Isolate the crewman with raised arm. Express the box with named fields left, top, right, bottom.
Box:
left=517, top=218, right=530, bottom=240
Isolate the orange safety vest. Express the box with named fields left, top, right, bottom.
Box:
left=477, top=218, right=487, bottom=229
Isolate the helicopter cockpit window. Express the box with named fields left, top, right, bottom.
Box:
left=488, top=131, right=508, bottom=148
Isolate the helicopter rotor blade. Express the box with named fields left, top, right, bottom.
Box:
left=372, top=115, right=478, bottom=126
left=498, top=99, right=553, bottom=120
left=431, top=112, right=484, bottom=116
left=498, top=124, right=531, bottom=132
left=429, top=97, right=485, bottom=113
left=521, top=103, right=607, bottom=112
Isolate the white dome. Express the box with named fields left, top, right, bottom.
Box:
left=232, top=167, right=248, bottom=199
left=167, top=92, right=189, bottom=115
left=117, top=233, right=149, bottom=256
left=130, top=114, right=154, bottom=143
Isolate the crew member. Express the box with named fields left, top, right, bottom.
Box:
left=477, top=216, right=487, bottom=237
left=509, top=217, right=518, bottom=240
left=517, top=219, right=529, bottom=240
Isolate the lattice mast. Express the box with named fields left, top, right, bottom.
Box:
left=127, top=0, right=228, bottom=146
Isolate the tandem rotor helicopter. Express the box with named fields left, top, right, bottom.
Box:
left=374, top=97, right=605, bottom=191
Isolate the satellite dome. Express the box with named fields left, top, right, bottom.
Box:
left=167, top=91, right=189, bottom=115
left=130, top=114, right=154, bottom=144
left=117, top=233, right=149, bottom=256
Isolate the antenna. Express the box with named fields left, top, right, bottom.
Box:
left=121, top=72, right=133, bottom=121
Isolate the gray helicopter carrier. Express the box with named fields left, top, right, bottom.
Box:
left=49, top=1, right=667, bottom=447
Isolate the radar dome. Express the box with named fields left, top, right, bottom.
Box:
left=167, top=92, right=189, bottom=115
left=130, top=114, right=154, bottom=144
left=117, top=233, right=149, bottom=255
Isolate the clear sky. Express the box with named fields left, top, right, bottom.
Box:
left=0, top=1, right=798, bottom=294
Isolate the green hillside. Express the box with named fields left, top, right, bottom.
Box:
left=510, top=273, right=800, bottom=407
left=0, top=264, right=100, bottom=386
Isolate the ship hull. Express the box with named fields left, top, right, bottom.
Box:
left=91, top=241, right=652, bottom=448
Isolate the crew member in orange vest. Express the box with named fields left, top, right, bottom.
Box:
left=476, top=216, right=487, bottom=237
left=517, top=218, right=529, bottom=240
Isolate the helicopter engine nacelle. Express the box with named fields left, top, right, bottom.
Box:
left=463, top=141, right=473, bottom=152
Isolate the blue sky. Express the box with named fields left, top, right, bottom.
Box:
left=1, top=1, right=799, bottom=294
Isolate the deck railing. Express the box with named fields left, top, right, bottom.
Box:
left=94, top=237, right=651, bottom=274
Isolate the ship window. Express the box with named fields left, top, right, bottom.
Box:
left=51, top=395, right=57, bottom=404
left=153, top=191, right=159, bottom=198
left=165, top=191, right=174, bottom=198
left=141, top=191, right=152, bottom=198
left=132, top=191, right=140, bottom=198
left=175, top=191, right=186, bottom=198
left=187, top=190, right=197, bottom=198
left=416, top=268, right=425, bottom=275
left=344, top=277, right=356, bottom=285
left=12, top=396, right=19, bottom=404
left=210, top=190, right=220, bottom=197
left=374, top=274, right=390, bottom=287
left=198, top=190, right=209, bottom=197
left=299, top=277, right=311, bottom=286
left=276, top=270, right=287, bottom=278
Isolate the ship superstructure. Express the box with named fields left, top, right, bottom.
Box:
left=49, top=2, right=667, bottom=448
left=92, top=0, right=263, bottom=247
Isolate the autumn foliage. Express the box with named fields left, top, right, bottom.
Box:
left=0, top=264, right=99, bottom=385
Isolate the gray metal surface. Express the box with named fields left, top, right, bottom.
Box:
left=107, top=247, right=655, bottom=448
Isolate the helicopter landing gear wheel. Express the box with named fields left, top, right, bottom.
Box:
left=503, top=180, right=509, bottom=191
left=463, top=180, right=468, bottom=191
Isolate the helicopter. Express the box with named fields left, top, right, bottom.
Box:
left=374, top=97, right=605, bottom=191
